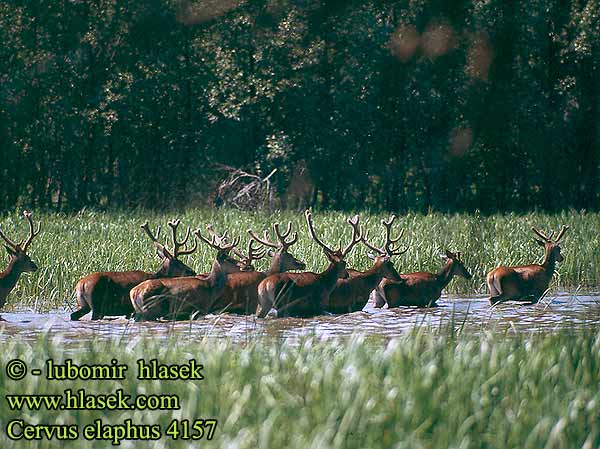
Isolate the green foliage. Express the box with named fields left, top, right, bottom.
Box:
left=0, top=1, right=598, bottom=212
left=1, top=330, right=599, bottom=448
left=0, top=209, right=597, bottom=312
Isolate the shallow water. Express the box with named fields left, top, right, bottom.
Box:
left=1, top=292, right=599, bottom=343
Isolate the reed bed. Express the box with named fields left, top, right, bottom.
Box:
left=0, top=330, right=598, bottom=448
left=0, top=209, right=598, bottom=312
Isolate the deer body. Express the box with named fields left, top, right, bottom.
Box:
left=258, top=262, right=346, bottom=318
left=326, top=216, right=406, bottom=314
left=0, top=212, right=40, bottom=320
left=210, top=271, right=267, bottom=314
left=209, top=223, right=306, bottom=315
left=256, top=211, right=362, bottom=318
left=72, top=268, right=195, bottom=321
left=131, top=257, right=237, bottom=320
left=71, top=220, right=197, bottom=321
left=487, top=226, right=568, bottom=304
left=373, top=251, right=471, bottom=308
left=327, top=260, right=402, bottom=314
left=130, top=227, right=242, bottom=321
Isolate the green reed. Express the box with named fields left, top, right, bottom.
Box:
left=0, top=330, right=598, bottom=449
left=0, top=209, right=597, bottom=312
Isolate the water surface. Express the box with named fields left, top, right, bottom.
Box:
left=2, top=292, right=599, bottom=343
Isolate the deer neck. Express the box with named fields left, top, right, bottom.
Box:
left=435, top=260, right=454, bottom=290
left=0, top=258, right=23, bottom=291
left=541, top=247, right=557, bottom=275
left=267, top=253, right=282, bottom=276
left=315, top=261, right=343, bottom=295
left=357, top=261, right=387, bottom=291
left=205, top=260, right=228, bottom=292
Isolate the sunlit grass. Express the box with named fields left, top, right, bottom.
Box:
left=0, top=209, right=597, bottom=312
left=0, top=330, right=598, bottom=448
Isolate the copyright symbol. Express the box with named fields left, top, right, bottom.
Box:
left=6, top=359, right=27, bottom=381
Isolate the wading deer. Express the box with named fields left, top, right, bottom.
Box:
left=372, top=250, right=472, bottom=308
left=208, top=222, right=306, bottom=315
left=71, top=219, right=197, bottom=320
left=486, top=226, right=569, bottom=305
left=0, top=211, right=40, bottom=320
left=256, top=210, right=362, bottom=318
left=130, top=227, right=242, bottom=321
left=326, top=215, right=405, bottom=314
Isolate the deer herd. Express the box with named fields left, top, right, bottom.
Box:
left=0, top=211, right=569, bottom=321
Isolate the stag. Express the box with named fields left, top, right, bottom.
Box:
left=486, top=226, right=569, bottom=305
left=372, top=250, right=472, bottom=308
left=208, top=222, right=306, bottom=314
left=256, top=210, right=362, bottom=318
left=326, top=215, right=405, bottom=314
left=130, top=227, right=242, bottom=321
left=71, top=219, right=197, bottom=320
left=0, top=211, right=40, bottom=320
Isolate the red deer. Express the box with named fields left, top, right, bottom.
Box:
left=0, top=211, right=40, bottom=320
left=486, top=226, right=569, bottom=305
left=71, top=219, right=197, bottom=320
left=129, top=227, right=242, bottom=321
left=256, top=210, right=362, bottom=318
left=326, top=215, right=405, bottom=314
left=372, top=250, right=472, bottom=308
left=207, top=222, right=306, bottom=314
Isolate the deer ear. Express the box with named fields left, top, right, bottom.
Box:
left=534, top=238, right=545, bottom=247
left=267, top=249, right=275, bottom=257
left=4, top=245, right=16, bottom=256
left=367, top=251, right=377, bottom=261
left=444, top=250, right=454, bottom=259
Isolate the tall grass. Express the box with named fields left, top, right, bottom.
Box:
left=0, top=330, right=599, bottom=448
left=0, top=209, right=598, bottom=312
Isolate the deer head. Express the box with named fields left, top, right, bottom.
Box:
left=248, top=221, right=306, bottom=272
left=441, top=250, right=472, bottom=280
left=141, top=219, right=197, bottom=277
left=305, top=210, right=363, bottom=279
left=236, top=239, right=267, bottom=272
left=0, top=211, right=40, bottom=273
left=193, top=226, right=242, bottom=275
left=531, top=226, right=569, bottom=263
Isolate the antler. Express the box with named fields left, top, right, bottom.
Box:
left=274, top=222, right=298, bottom=249
left=194, top=226, right=240, bottom=252
left=248, top=221, right=298, bottom=251
left=238, top=239, right=267, bottom=269
left=0, top=211, right=41, bottom=252
left=0, top=223, right=20, bottom=251
left=304, top=210, right=337, bottom=255
left=532, top=226, right=569, bottom=244
left=363, top=215, right=408, bottom=257
left=168, top=218, right=197, bottom=257
left=555, top=225, right=569, bottom=243
left=141, top=221, right=173, bottom=258
left=381, top=215, right=406, bottom=256
left=21, top=211, right=40, bottom=252
left=341, top=215, right=364, bottom=256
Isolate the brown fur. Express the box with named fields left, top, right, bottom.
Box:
left=326, top=257, right=401, bottom=314
left=257, top=258, right=348, bottom=318
left=130, top=252, right=241, bottom=321
left=373, top=251, right=471, bottom=308
left=486, top=238, right=564, bottom=304
left=0, top=217, right=39, bottom=319
left=208, top=248, right=306, bottom=315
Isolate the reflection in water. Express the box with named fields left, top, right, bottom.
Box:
left=1, top=293, right=599, bottom=343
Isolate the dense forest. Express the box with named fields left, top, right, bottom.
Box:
left=0, top=0, right=599, bottom=213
